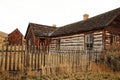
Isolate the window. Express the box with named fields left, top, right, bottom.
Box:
left=85, top=34, right=93, bottom=50
left=110, top=35, right=120, bottom=44
left=85, top=34, right=93, bottom=44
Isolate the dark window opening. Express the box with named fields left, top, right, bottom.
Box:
left=85, top=34, right=93, bottom=50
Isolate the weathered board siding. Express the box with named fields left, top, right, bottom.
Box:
left=105, top=31, right=111, bottom=46
left=8, top=29, right=23, bottom=45
left=60, top=34, right=84, bottom=51
left=93, top=31, right=103, bottom=51
left=26, top=27, right=35, bottom=47
left=49, top=39, right=57, bottom=53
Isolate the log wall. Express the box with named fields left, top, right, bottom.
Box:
left=50, top=31, right=104, bottom=53
left=105, top=30, right=120, bottom=49
left=49, top=34, right=84, bottom=53
left=93, top=31, right=103, bottom=51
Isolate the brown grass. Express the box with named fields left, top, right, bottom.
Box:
left=40, top=71, right=120, bottom=80
left=89, top=62, right=112, bottom=72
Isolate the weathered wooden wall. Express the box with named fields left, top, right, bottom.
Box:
left=26, top=27, right=35, bottom=46
left=105, top=30, right=120, bottom=49
left=49, top=34, right=84, bottom=53
left=50, top=29, right=120, bottom=53
left=93, top=31, right=103, bottom=51
left=8, top=29, right=23, bottom=45
left=49, top=31, right=104, bottom=53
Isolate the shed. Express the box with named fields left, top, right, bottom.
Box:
left=8, top=28, right=23, bottom=45
left=25, top=23, right=57, bottom=52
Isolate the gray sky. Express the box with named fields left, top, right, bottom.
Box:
left=0, top=0, right=120, bottom=35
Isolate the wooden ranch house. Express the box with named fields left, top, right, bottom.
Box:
left=25, top=23, right=57, bottom=52
left=8, top=28, right=23, bottom=45
left=49, top=8, right=120, bottom=54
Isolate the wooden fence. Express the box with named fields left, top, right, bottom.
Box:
left=0, top=45, right=26, bottom=71
left=0, top=44, right=102, bottom=76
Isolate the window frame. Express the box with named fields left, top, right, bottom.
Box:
left=56, top=39, right=60, bottom=52
left=85, top=33, right=94, bottom=50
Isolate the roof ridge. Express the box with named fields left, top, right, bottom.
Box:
left=29, top=22, right=52, bottom=27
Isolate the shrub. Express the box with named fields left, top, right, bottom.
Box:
left=100, top=44, right=120, bottom=71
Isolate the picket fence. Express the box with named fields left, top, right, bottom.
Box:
left=0, top=44, right=101, bottom=76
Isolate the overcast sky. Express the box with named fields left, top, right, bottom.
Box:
left=0, top=0, right=120, bottom=35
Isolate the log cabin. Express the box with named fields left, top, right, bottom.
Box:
left=8, top=28, right=23, bottom=45
left=25, top=8, right=120, bottom=55
left=25, top=23, right=57, bottom=52
left=50, top=8, right=120, bottom=54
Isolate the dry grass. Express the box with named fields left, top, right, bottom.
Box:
left=0, top=70, right=120, bottom=80
left=40, top=71, right=120, bottom=80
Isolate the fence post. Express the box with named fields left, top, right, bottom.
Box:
left=34, top=46, right=37, bottom=70
left=9, top=45, right=12, bottom=70
left=38, top=45, right=40, bottom=69
left=0, top=45, right=4, bottom=71
left=17, top=45, right=20, bottom=70
left=20, top=45, right=23, bottom=70
left=5, top=43, right=8, bottom=70
left=13, top=44, right=16, bottom=70
left=30, top=45, right=33, bottom=69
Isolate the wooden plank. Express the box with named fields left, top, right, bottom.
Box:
left=93, top=31, right=103, bottom=34
left=17, top=45, right=20, bottom=70
left=21, top=45, right=24, bottom=70
left=9, top=45, right=12, bottom=70
left=0, top=48, right=1, bottom=69
left=13, top=45, right=16, bottom=70
left=34, top=46, right=37, bottom=70
left=51, top=34, right=84, bottom=40
left=0, top=45, right=4, bottom=70
left=5, top=44, right=8, bottom=70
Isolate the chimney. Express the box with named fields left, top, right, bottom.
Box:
left=52, top=24, right=56, bottom=28
left=83, top=14, right=89, bottom=20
